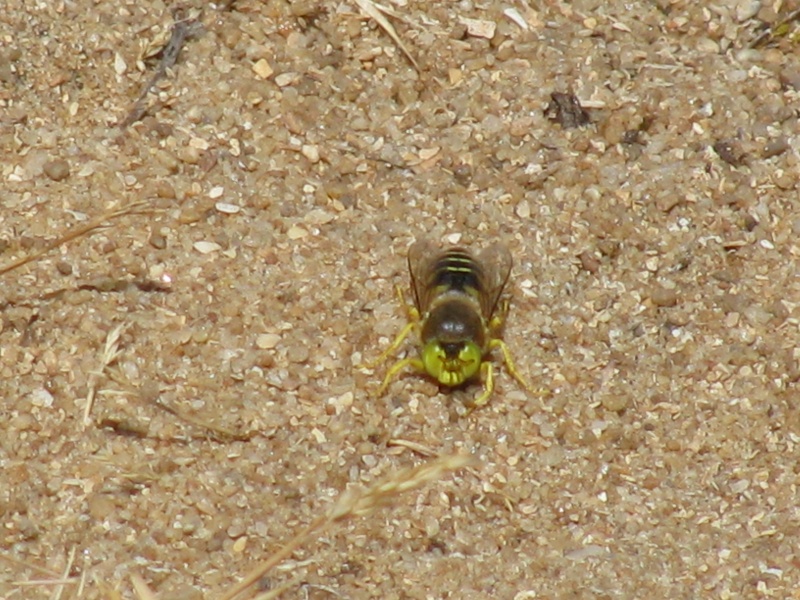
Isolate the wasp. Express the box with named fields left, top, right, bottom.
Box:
left=367, top=239, right=533, bottom=409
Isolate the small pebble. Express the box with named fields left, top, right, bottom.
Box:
left=43, top=158, right=70, bottom=181
left=275, top=72, right=299, bottom=87
left=301, top=144, right=320, bottom=163
left=578, top=251, right=600, bottom=274
left=215, top=202, right=241, bottom=214
left=601, top=394, right=629, bottom=412
left=30, top=388, right=54, bottom=407
left=256, top=333, right=281, bottom=349
left=232, top=536, right=248, bottom=553
left=287, top=225, right=308, bottom=240
left=762, top=137, right=789, bottom=159
left=193, top=241, right=222, bottom=254
left=252, top=58, right=274, bottom=79
left=55, top=261, right=73, bottom=276
left=651, top=286, right=679, bottom=307
left=461, top=17, right=497, bottom=39
left=149, top=232, right=167, bottom=249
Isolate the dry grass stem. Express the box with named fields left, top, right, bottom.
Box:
left=0, top=553, right=62, bottom=578
left=8, top=548, right=77, bottom=596
left=131, top=573, right=159, bottom=600
left=83, top=323, right=128, bottom=426
left=0, top=201, right=148, bottom=277
left=328, top=453, right=476, bottom=521
left=154, top=398, right=256, bottom=442
left=50, top=546, right=76, bottom=600
left=250, top=576, right=304, bottom=600
left=12, top=578, right=78, bottom=586
left=749, top=7, right=800, bottom=47
left=386, top=438, right=438, bottom=457
left=220, top=453, right=476, bottom=600
left=353, top=0, right=420, bottom=71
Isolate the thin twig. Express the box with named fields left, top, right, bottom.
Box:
left=353, top=0, right=420, bottom=71
left=50, top=547, right=76, bottom=600
left=131, top=573, right=159, bottom=600
left=119, top=17, right=201, bottom=128
left=749, top=7, right=800, bottom=48
left=154, top=398, right=257, bottom=442
left=387, top=438, right=438, bottom=457
left=219, top=453, right=475, bottom=600
left=0, top=202, right=147, bottom=277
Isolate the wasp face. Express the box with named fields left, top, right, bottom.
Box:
left=421, top=340, right=482, bottom=387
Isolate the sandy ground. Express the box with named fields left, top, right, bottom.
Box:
left=2, top=0, right=800, bottom=598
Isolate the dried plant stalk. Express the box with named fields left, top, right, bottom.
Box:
left=0, top=201, right=148, bottom=277
left=219, top=453, right=476, bottom=600
left=353, top=0, right=420, bottom=71
left=130, top=573, right=159, bottom=600
left=83, top=323, right=128, bottom=426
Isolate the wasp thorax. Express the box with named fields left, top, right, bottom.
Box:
left=421, top=299, right=485, bottom=349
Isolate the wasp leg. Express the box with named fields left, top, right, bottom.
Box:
left=488, top=338, right=530, bottom=390
left=488, top=299, right=509, bottom=333
left=468, top=361, right=496, bottom=411
left=376, top=357, right=425, bottom=397
left=488, top=338, right=551, bottom=398
left=395, top=284, right=420, bottom=321
left=361, top=321, right=416, bottom=369
left=360, top=285, right=421, bottom=369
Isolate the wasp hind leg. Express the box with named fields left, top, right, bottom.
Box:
left=488, top=338, right=551, bottom=399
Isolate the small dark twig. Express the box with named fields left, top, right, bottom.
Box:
left=119, top=17, right=201, bottom=128
left=749, top=7, right=800, bottom=48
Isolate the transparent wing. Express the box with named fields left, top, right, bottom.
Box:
left=406, top=238, right=441, bottom=313
left=477, top=242, right=513, bottom=319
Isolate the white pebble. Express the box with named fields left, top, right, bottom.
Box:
left=301, top=144, right=320, bottom=163
left=215, top=202, right=241, bottom=214
left=287, top=225, right=308, bottom=240
left=193, top=241, right=222, bottom=254
left=256, top=333, right=281, bottom=349
left=30, top=388, right=54, bottom=408
left=114, top=52, right=127, bottom=75
left=503, top=7, right=528, bottom=30
left=461, top=17, right=497, bottom=39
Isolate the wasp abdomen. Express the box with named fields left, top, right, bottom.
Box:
left=432, top=249, right=483, bottom=293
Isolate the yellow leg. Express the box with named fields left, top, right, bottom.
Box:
left=488, top=338, right=551, bottom=399
left=488, top=338, right=530, bottom=391
left=395, top=284, right=420, bottom=321
left=361, top=321, right=416, bottom=369
left=360, top=285, right=421, bottom=370
left=488, top=299, right=509, bottom=332
left=376, top=357, right=425, bottom=397
left=469, top=361, right=495, bottom=410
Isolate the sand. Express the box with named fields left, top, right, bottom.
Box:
left=1, top=1, right=799, bottom=598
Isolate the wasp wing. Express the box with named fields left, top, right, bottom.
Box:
left=407, top=238, right=442, bottom=314
left=477, top=242, right=513, bottom=320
